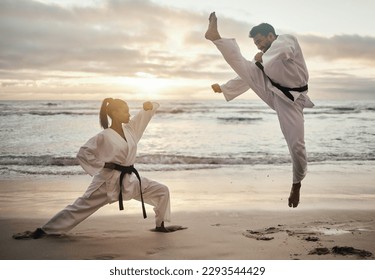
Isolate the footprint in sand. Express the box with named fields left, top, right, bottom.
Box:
left=244, top=223, right=374, bottom=259
left=91, top=254, right=119, bottom=260
left=146, top=247, right=166, bottom=255
left=243, top=226, right=282, bottom=241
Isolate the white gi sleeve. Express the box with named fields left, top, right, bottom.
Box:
left=261, top=35, right=303, bottom=88
left=127, top=102, right=159, bottom=143
left=221, top=76, right=251, bottom=101
left=76, top=133, right=106, bottom=176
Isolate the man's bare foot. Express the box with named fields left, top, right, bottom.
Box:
left=288, top=182, right=301, bottom=208
left=205, top=12, right=221, bottom=41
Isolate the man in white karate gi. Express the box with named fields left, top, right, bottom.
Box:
left=205, top=12, right=314, bottom=208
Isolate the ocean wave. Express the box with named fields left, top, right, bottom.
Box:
left=1, top=100, right=374, bottom=117
left=217, top=117, right=263, bottom=123
left=1, top=152, right=373, bottom=169
left=0, top=155, right=80, bottom=166
left=0, top=152, right=373, bottom=177
left=305, top=104, right=375, bottom=115
left=28, top=111, right=96, bottom=116
left=304, top=109, right=361, bottom=115
left=157, top=108, right=186, bottom=114
left=0, top=110, right=97, bottom=116
left=0, top=154, right=284, bottom=167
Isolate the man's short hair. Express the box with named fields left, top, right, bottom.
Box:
left=249, top=23, right=277, bottom=38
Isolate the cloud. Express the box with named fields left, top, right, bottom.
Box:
left=300, top=34, right=375, bottom=65
left=0, top=0, right=252, bottom=79
left=0, top=0, right=166, bottom=74
left=0, top=0, right=374, bottom=99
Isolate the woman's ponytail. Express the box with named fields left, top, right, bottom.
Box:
left=99, top=98, right=113, bottom=128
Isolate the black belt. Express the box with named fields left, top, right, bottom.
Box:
left=105, top=163, right=147, bottom=219
left=255, top=61, right=308, bottom=101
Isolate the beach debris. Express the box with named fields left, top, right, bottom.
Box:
left=256, top=236, right=274, bottom=241
left=309, top=246, right=373, bottom=258
left=309, top=247, right=330, bottom=255
left=305, top=236, right=319, bottom=242
left=331, top=246, right=372, bottom=258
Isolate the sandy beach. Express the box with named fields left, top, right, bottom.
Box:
left=1, top=164, right=374, bottom=260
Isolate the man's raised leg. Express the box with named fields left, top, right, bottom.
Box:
left=205, top=12, right=221, bottom=41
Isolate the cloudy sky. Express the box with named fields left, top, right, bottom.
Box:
left=1, top=0, right=374, bottom=100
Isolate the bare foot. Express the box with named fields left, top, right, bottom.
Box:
left=153, top=221, right=187, bottom=233
left=12, top=228, right=46, bottom=239
left=288, top=182, right=301, bottom=208
left=154, top=222, right=170, bottom=232
left=205, top=12, right=221, bottom=41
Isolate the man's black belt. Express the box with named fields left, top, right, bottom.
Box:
left=255, top=61, right=308, bottom=102
left=105, top=163, right=147, bottom=219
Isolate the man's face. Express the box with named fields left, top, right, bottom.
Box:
left=252, top=33, right=275, bottom=53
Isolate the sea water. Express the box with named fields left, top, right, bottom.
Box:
left=0, top=99, right=374, bottom=177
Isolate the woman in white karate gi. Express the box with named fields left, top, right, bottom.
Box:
left=15, top=98, right=175, bottom=239
left=205, top=12, right=314, bottom=208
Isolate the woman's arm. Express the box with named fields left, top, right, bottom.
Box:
left=127, top=101, right=160, bottom=142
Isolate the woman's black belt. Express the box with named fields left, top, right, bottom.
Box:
left=105, top=163, right=147, bottom=219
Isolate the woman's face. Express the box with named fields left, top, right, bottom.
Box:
left=113, top=102, right=130, bottom=124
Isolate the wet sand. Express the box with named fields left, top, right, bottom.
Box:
left=1, top=165, right=374, bottom=260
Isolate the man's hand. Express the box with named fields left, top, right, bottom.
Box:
left=211, top=83, right=222, bottom=93
left=254, top=52, right=263, bottom=63
left=143, top=101, right=153, bottom=111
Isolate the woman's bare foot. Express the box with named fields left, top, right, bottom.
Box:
left=205, top=12, right=221, bottom=41
left=288, top=182, right=301, bottom=208
left=12, top=228, right=46, bottom=239
left=153, top=221, right=187, bottom=233
left=154, top=221, right=171, bottom=233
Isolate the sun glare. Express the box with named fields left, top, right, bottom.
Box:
left=134, top=72, right=170, bottom=98
left=114, top=73, right=179, bottom=100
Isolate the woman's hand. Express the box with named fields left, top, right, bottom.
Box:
left=143, top=101, right=153, bottom=111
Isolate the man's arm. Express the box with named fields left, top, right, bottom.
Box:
left=210, top=76, right=250, bottom=101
